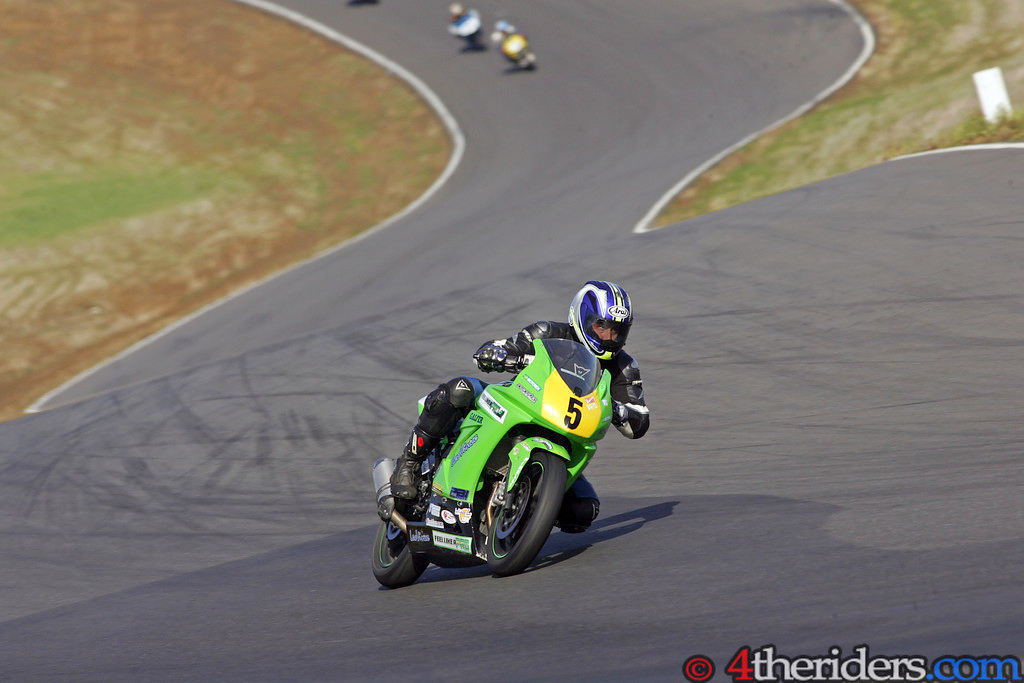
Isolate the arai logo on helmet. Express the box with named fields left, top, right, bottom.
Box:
left=608, top=305, right=629, bottom=319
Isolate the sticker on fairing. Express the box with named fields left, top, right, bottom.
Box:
left=516, top=383, right=537, bottom=403
left=432, top=531, right=473, bottom=554
left=525, top=375, right=542, bottom=392
left=450, top=487, right=470, bottom=501
left=409, top=529, right=431, bottom=543
left=509, top=456, right=528, bottom=488
left=480, top=391, right=507, bottom=424
left=441, top=509, right=456, bottom=525
left=452, top=434, right=478, bottom=466
left=569, top=363, right=591, bottom=380
left=457, top=507, right=472, bottom=523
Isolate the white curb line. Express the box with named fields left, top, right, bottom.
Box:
left=893, top=143, right=1024, bottom=161
left=27, top=0, right=465, bottom=413
left=632, top=0, right=876, bottom=234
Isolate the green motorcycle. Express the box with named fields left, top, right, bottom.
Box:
left=371, top=337, right=613, bottom=588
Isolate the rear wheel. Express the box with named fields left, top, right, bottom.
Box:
left=371, top=521, right=429, bottom=588
left=486, top=451, right=567, bottom=576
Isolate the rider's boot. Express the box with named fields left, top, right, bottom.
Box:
left=390, top=426, right=439, bottom=500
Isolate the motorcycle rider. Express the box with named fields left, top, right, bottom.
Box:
left=490, top=19, right=518, bottom=46
left=487, top=19, right=520, bottom=50
left=448, top=2, right=487, bottom=50
left=449, top=2, right=468, bottom=21
left=489, top=19, right=536, bottom=69
left=389, top=281, right=650, bottom=533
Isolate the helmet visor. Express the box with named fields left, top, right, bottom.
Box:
left=585, top=314, right=630, bottom=354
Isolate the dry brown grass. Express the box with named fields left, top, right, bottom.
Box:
left=0, top=0, right=449, bottom=421
left=656, top=0, right=1024, bottom=226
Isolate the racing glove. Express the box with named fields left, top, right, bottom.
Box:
left=611, top=401, right=629, bottom=427
left=611, top=400, right=649, bottom=438
left=475, top=342, right=510, bottom=372
left=474, top=341, right=528, bottom=373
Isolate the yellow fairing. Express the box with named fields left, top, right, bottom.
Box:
left=503, top=35, right=526, bottom=57
left=541, top=370, right=602, bottom=438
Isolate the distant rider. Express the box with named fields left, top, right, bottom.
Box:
left=448, top=4, right=473, bottom=31
left=389, top=281, right=650, bottom=533
left=490, top=19, right=519, bottom=49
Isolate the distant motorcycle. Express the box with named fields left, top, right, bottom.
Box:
left=448, top=4, right=485, bottom=50
left=491, top=21, right=537, bottom=70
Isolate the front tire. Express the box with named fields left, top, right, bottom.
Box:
left=371, top=521, right=428, bottom=588
left=486, top=451, right=567, bottom=576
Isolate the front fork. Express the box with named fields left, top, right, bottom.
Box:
left=485, top=479, right=507, bottom=531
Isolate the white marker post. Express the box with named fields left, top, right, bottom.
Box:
left=972, top=67, right=1013, bottom=123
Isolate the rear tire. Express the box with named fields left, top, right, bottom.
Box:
left=371, top=521, right=429, bottom=588
left=486, top=451, right=567, bottom=576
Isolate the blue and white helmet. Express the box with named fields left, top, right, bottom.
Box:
left=568, top=281, right=633, bottom=360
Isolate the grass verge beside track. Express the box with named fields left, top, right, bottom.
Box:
left=655, top=0, right=1024, bottom=226
left=0, top=0, right=448, bottom=421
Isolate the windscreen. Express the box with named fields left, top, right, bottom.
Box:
left=542, top=338, right=601, bottom=397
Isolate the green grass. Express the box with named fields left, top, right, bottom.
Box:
left=0, top=167, right=225, bottom=246
left=932, top=109, right=1024, bottom=148
left=0, top=0, right=449, bottom=421
left=656, top=0, right=1024, bottom=226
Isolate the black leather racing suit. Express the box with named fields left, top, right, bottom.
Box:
left=406, top=321, right=649, bottom=533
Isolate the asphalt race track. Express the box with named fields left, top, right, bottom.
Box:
left=2, top=0, right=1022, bottom=680
left=40, top=0, right=867, bottom=403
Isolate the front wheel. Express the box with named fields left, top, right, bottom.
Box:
left=486, top=451, right=567, bottom=576
left=371, top=521, right=429, bottom=588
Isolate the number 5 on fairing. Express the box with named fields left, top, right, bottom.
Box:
left=565, top=397, right=583, bottom=429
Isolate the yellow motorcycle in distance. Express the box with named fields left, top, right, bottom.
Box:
left=491, top=20, right=537, bottom=70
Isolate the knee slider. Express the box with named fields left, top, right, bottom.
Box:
left=422, top=383, right=451, bottom=415
left=418, top=384, right=455, bottom=439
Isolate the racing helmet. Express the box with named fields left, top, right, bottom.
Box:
left=568, top=281, right=633, bottom=360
